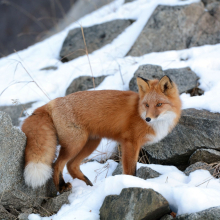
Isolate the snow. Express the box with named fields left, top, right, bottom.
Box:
left=28, top=161, right=220, bottom=220
left=0, top=0, right=220, bottom=219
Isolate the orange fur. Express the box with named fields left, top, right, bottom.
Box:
left=22, top=76, right=181, bottom=193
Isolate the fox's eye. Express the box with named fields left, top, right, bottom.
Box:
left=157, top=103, right=162, bottom=107
left=146, top=104, right=149, bottom=107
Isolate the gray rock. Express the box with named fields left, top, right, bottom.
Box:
left=112, top=162, right=123, bottom=176
left=160, top=214, right=174, bottom=220
left=136, top=166, right=161, bottom=179
left=189, top=149, right=220, bottom=164
left=18, top=213, right=29, bottom=220
left=60, top=19, right=133, bottom=62
left=0, top=111, right=57, bottom=215
left=112, top=163, right=161, bottom=180
left=202, top=0, right=220, bottom=6
left=175, top=206, right=220, bottom=220
left=40, top=66, right=58, bottom=71
left=124, top=0, right=135, bottom=3
left=41, top=191, right=71, bottom=214
left=144, top=109, right=220, bottom=166
left=66, top=75, right=107, bottom=95
left=18, top=208, right=33, bottom=220
left=184, top=162, right=215, bottom=176
left=129, top=64, right=164, bottom=92
left=128, top=3, right=220, bottom=56
left=100, top=188, right=170, bottom=220
left=129, top=65, right=198, bottom=94
left=0, top=204, right=16, bottom=220
left=164, top=68, right=198, bottom=94
left=190, top=2, right=220, bottom=48
left=0, top=102, right=33, bottom=126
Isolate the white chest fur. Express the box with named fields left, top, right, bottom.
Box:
left=146, top=111, right=176, bottom=145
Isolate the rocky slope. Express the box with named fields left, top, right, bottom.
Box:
left=1, top=0, right=220, bottom=219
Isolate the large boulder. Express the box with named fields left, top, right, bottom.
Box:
left=129, top=65, right=198, bottom=94
left=175, top=206, right=220, bottom=220
left=0, top=102, right=33, bottom=126
left=128, top=2, right=220, bottom=56
left=65, top=75, right=107, bottom=95
left=184, top=162, right=215, bottom=176
left=202, top=0, right=220, bottom=6
left=100, top=188, right=170, bottom=220
left=189, top=149, right=220, bottom=164
left=0, top=111, right=57, bottom=218
left=144, top=109, right=220, bottom=166
left=60, top=19, right=133, bottom=62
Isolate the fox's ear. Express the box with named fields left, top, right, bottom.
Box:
left=159, top=75, right=173, bottom=94
left=137, top=76, right=150, bottom=97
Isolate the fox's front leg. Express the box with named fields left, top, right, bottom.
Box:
left=121, top=141, right=140, bottom=176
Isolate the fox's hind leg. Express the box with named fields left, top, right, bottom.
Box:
left=53, top=129, right=88, bottom=193
left=67, top=137, right=101, bottom=186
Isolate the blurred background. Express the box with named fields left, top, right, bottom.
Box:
left=0, top=0, right=114, bottom=57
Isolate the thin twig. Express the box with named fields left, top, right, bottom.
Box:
left=80, top=24, right=96, bottom=89
left=3, top=57, right=51, bottom=100
left=196, top=171, right=220, bottom=187
left=0, top=81, right=33, bottom=97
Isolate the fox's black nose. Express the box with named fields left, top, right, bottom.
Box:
left=145, top=117, right=151, bottom=122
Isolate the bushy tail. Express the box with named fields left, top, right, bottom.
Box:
left=22, top=105, right=57, bottom=188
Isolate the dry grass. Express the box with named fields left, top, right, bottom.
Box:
left=81, top=145, right=152, bottom=185
left=15, top=189, right=53, bottom=217
left=116, top=144, right=150, bottom=164
left=0, top=57, right=51, bottom=102
left=0, top=184, right=53, bottom=218
left=211, top=162, right=220, bottom=178
left=93, top=162, right=111, bottom=183
left=192, top=162, right=220, bottom=187
left=11, top=99, right=30, bottom=117
left=80, top=24, right=96, bottom=89
left=138, top=148, right=150, bottom=164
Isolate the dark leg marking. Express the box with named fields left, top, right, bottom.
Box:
left=83, top=175, right=93, bottom=186
left=133, top=164, right=137, bottom=176
left=59, top=172, right=72, bottom=193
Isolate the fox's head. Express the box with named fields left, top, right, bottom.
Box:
left=137, top=75, right=182, bottom=127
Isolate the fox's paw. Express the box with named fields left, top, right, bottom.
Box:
left=83, top=175, right=93, bottom=186
left=59, top=182, right=72, bottom=193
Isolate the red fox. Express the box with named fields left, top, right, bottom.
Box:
left=22, top=76, right=181, bottom=193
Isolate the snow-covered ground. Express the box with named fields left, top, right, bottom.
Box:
left=29, top=161, right=220, bottom=220
left=1, top=0, right=220, bottom=219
